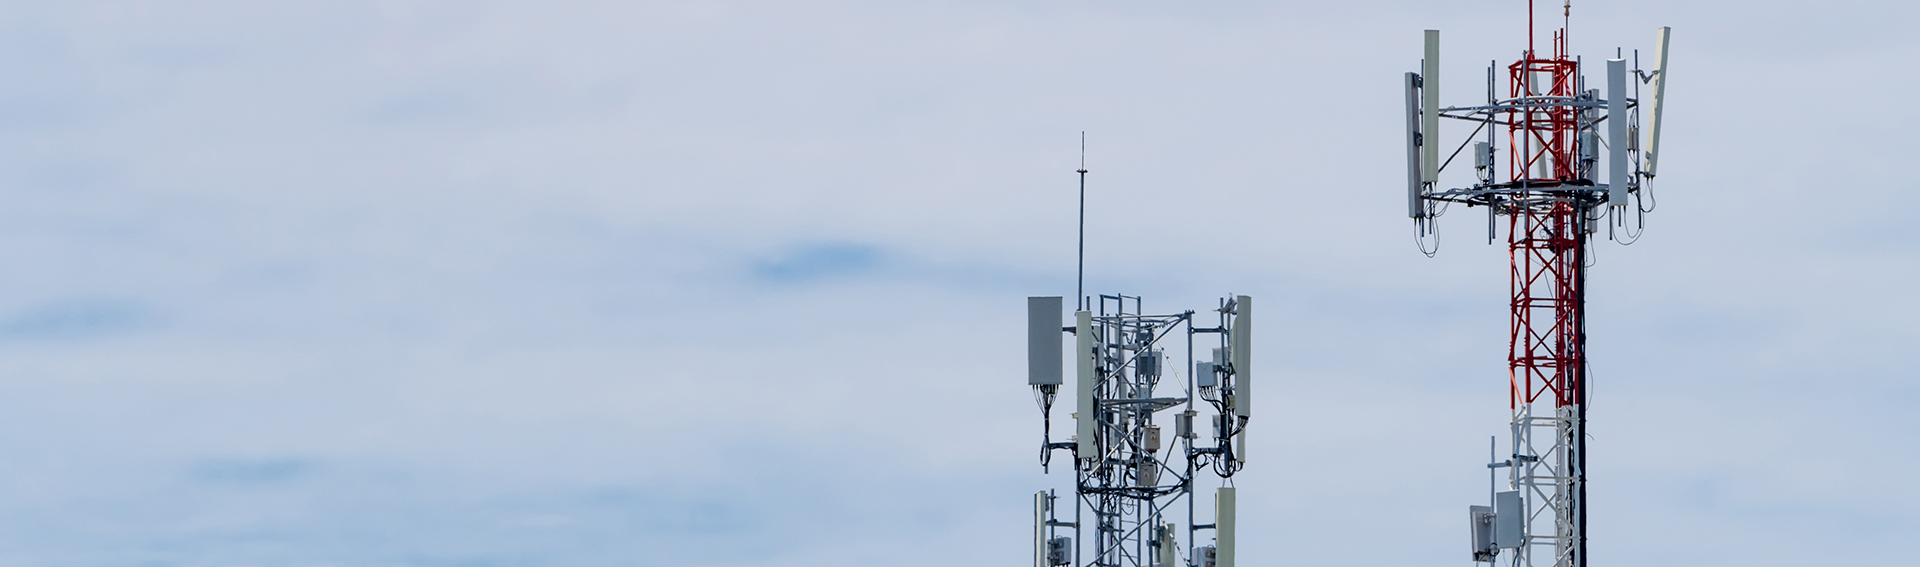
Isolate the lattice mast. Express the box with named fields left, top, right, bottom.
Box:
left=1026, top=164, right=1255, bottom=567
left=1403, top=3, right=1672, bottom=567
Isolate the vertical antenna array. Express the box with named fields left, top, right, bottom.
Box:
left=1402, top=4, right=1673, bottom=567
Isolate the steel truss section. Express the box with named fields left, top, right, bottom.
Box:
left=1428, top=27, right=1601, bottom=567
left=1080, top=303, right=1181, bottom=567
left=1492, top=26, right=1592, bottom=567
left=1497, top=62, right=1592, bottom=567
left=1079, top=295, right=1192, bottom=567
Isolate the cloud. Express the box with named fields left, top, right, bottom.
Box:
left=750, top=242, right=885, bottom=284
left=358, top=92, right=477, bottom=125
left=0, top=298, right=157, bottom=341
left=0, top=2, right=1906, bottom=566
left=191, top=458, right=313, bottom=484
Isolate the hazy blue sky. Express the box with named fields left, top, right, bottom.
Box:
left=0, top=1, right=1912, bottom=565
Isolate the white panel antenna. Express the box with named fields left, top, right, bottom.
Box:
left=1644, top=27, right=1672, bottom=176
left=1035, top=492, right=1050, bottom=567
left=1215, top=487, right=1237, bottom=567
left=1192, top=546, right=1216, bottom=567
left=1235, top=427, right=1246, bottom=465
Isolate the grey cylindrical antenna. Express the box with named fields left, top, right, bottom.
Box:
left=1607, top=58, right=1629, bottom=207
left=1644, top=27, right=1671, bottom=176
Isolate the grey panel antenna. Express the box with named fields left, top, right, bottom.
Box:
left=1405, top=72, right=1424, bottom=218
left=1607, top=59, right=1629, bottom=207
left=1493, top=490, right=1524, bottom=549
left=1231, top=295, right=1252, bottom=418
left=1469, top=505, right=1494, bottom=562
left=1028, top=297, right=1064, bottom=386
left=1421, top=30, right=1441, bottom=183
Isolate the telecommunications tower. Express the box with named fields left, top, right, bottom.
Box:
left=1401, top=3, right=1671, bottom=567
left=1026, top=159, right=1255, bottom=567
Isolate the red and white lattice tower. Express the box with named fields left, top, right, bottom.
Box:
left=1401, top=3, right=1672, bottom=567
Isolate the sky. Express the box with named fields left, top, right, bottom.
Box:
left=0, top=1, right=1913, bottom=565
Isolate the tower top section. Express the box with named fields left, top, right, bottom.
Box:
left=1402, top=9, right=1673, bottom=252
